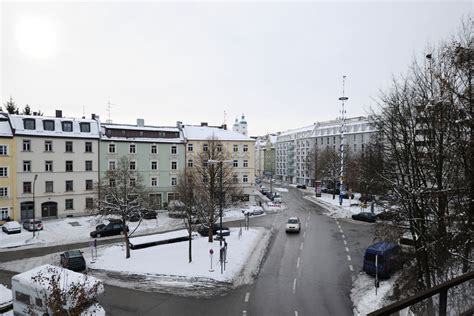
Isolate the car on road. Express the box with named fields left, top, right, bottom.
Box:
left=351, top=212, right=377, bottom=223
left=2, top=221, right=21, bottom=234
left=286, top=217, right=301, bottom=233
left=197, top=224, right=230, bottom=237
left=242, top=206, right=264, bottom=216
left=90, top=220, right=129, bottom=238
left=60, top=250, right=86, bottom=272
left=296, top=184, right=307, bottom=189
left=22, top=219, right=43, bottom=231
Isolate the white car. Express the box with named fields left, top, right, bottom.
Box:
left=286, top=217, right=301, bottom=233
left=2, top=221, right=21, bottom=234
left=242, top=206, right=264, bottom=216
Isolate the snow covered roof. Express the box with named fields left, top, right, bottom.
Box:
left=9, top=114, right=100, bottom=138
left=101, top=123, right=185, bottom=143
left=103, top=123, right=179, bottom=132
left=183, top=125, right=253, bottom=141
left=278, top=124, right=315, bottom=137
left=0, top=113, right=13, bottom=137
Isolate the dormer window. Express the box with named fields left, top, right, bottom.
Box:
left=23, top=119, right=36, bottom=130
left=80, top=122, right=90, bottom=133
left=43, top=120, right=55, bottom=131
left=62, top=121, right=73, bottom=132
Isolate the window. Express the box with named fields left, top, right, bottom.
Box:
left=243, top=145, right=248, bottom=152
left=23, top=119, right=35, bottom=130
left=65, top=199, right=74, bottom=210
left=0, top=207, right=9, bottom=220
left=217, top=144, right=222, bottom=152
left=0, top=145, right=7, bottom=155
left=23, top=161, right=31, bottom=172
left=171, top=177, right=177, bottom=186
left=188, top=159, right=193, bottom=168
left=15, top=291, right=30, bottom=305
left=108, top=160, right=116, bottom=170
left=62, top=121, right=73, bottom=132
left=45, top=181, right=53, bottom=193
left=65, top=141, right=73, bottom=152
left=327, top=138, right=329, bottom=144
left=86, top=198, right=94, bottom=209
left=45, top=141, right=53, bottom=152
left=85, top=179, right=93, bottom=190
left=109, top=179, right=115, bottom=188
left=168, top=192, right=179, bottom=201
left=85, top=160, right=93, bottom=171
left=151, top=145, right=157, bottom=154
left=23, top=140, right=31, bottom=151
left=66, top=161, right=73, bottom=172
left=233, top=160, right=238, bottom=167
left=130, top=178, right=136, bottom=187
left=243, top=160, right=248, bottom=167
left=65, top=180, right=73, bottom=192
left=203, top=160, right=208, bottom=168
left=80, top=122, right=90, bottom=133
left=129, top=144, right=136, bottom=154
left=171, top=161, right=177, bottom=170
left=129, top=161, right=136, bottom=170
left=109, top=144, right=116, bottom=153
left=45, top=161, right=53, bottom=172
left=23, top=182, right=32, bottom=193
left=0, top=167, right=7, bottom=177
left=243, top=175, right=248, bottom=183
left=353, top=144, right=357, bottom=152
left=233, top=174, right=238, bottom=183
left=85, top=142, right=93, bottom=153
left=171, top=146, right=177, bottom=154
left=354, top=134, right=356, bottom=141
left=233, top=145, right=238, bottom=152
left=0, top=187, right=8, bottom=197
left=203, top=144, right=208, bottom=152
left=151, top=177, right=158, bottom=187
left=43, top=120, right=55, bottom=131
left=187, top=144, right=193, bottom=152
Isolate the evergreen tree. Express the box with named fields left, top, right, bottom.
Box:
left=5, top=97, right=19, bottom=114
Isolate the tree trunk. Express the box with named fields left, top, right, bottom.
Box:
left=125, top=229, right=130, bottom=259
left=188, top=230, right=192, bottom=263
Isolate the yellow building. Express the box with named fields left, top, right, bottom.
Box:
left=0, top=113, right=17, bottom=223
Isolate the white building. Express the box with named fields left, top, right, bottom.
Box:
left=10, top=111, right=100, bottom=220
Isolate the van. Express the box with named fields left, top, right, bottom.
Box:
left=363, top=242, right=401, bottom=278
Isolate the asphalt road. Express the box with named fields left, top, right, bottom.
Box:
left=0, top=186, right=374, bottom=315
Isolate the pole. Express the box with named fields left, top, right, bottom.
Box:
left=219, top=161, right=223, bottom=249
left=32, top=174, right=38, bottom=237
left=338, top=75, right=348, bottom=206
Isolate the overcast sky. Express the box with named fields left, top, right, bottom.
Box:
left=0, top=1, right=471, bottom=136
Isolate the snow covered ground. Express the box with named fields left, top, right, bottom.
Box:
left=0, top=205, right=262, bottom=251
left=0, top=227, right=271, bottom=297
left=0, top=284, right=11, bottom=310
left=304, top=193, right=372, bottom=218
left=351, top=272, right=399, bottom=315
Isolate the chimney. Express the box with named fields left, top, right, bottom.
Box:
left=137, top=118, right=145, bottom=127
left=33, top=112, right=38, bottom=116
left=55, top=110, right=62, bottom=118
left=221, top=124, right=227, bottom=130
left=91, top=113, right=96, bottom=120
left=176, top=121, right=183, bottom=128
left=201, top=122, right=208, bottom=127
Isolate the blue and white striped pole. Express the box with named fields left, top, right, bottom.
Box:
left=338, top=75, right=348, bottom=206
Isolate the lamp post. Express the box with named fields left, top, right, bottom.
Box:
left=32, top=174, right=38, bottom=237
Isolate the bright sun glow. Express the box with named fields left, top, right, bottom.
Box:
left=16, top=16, right=57, bottom=59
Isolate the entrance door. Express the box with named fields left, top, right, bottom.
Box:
left=149, top=194, right=162, bottom=209
left=20, top=202, right=34, bottom=220
left=41, top=202, right=58, bottom=218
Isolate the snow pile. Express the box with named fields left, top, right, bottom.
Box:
left=351, top=272, right=398, bottom=315
left=274, top=187, right=288, bottom=193
left=263, top=202, right=286, bottom=212
left=0, top=284, right=11, bottom=309
left=304, top=193, right=363, bottom=218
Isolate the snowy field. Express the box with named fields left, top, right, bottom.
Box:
left=0, top=206, right=262, bottom=251
left=351, top=272, right=399, bottom=315
left=0, top=227, right=271, bottom=296
left=304, top=193, right=369, bottom=218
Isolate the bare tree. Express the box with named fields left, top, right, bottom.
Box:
left=93, top=156, right=151, bottom=258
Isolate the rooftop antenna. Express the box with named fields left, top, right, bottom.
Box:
left=338, top=75, right=348, bottom=206
left=224, top=110, right=227, bottom=125
left=106, top=100, right=115, bottom=123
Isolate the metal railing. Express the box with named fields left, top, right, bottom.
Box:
left=368, top=271, right=474, bottom=316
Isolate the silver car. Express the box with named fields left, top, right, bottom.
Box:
left=285, top=217, right=301, bottom=233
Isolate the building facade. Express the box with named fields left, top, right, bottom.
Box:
left=100, top=119, right=185, bottom=208
left=0, top=113, right=17, bottom=222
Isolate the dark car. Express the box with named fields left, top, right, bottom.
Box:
left=296, top=184, right=307, bottom=189
left=376, top=210, right=401, bottom=221
left=352, top=212, right=377, bottom=223
left=90, top=220, right=129, bottom=238
left=60, top=250, right=86, bottom=272
left=197, top=224, right=230, bottom=237
left=143, top=210, right=157, bottom=219
left=128, top=212, right=141, bottom=222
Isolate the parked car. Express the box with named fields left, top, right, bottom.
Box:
left=273, top=196, right=282, bottom=203
left=2, top=221, right=21, bottom=234
left=340, top=190, right=355, bottom=199
left=296, top=184, right=307, bottom=189
left=197, top=224, right=230, bottom=237
left=363, top=242, right=401, bottom=278
left=242, top=206, right=264, bottom=216
left=376, top=210, right=400, bottom=221
left=60, top=250, right=86, bottom=272
left=285, top=217, right=301, bottom=233
left=22, top=219, right=43, bottom=231
left=143, top=210, right=157, bottom=219
left=351, top=212, right=377, bottom=223
left=90, top=220, right=129, bottom=238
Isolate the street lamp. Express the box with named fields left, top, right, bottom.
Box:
left=32, top=174, right=38, bottom=237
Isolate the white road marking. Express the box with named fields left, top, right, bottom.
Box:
left=297, top=257, right=301, bottom=268
left=342, top=234, right=346, bottom=239
left=300, top=242, right=304, bottom=250
left=347, top=255, right=352, bottom=261
left=345, top=247, right=349, bottom=252
left=244, top=292, right=250, bottom=302
left=306, top=222, right=309, bottom=227
left=343, top=240, right=347, bottom=245
left=303, top=231, right=306, bottom=238
left=339, top=229, right=343, bottom=233
left=293, top=278, right=297, bottom=294
left=349, top=265, right=354, bottom=271
left=307, top=215, right=310, bottom=220
left=295, top=311, right=299, bottom=316
left=242, top=311, right=247, bottom=316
